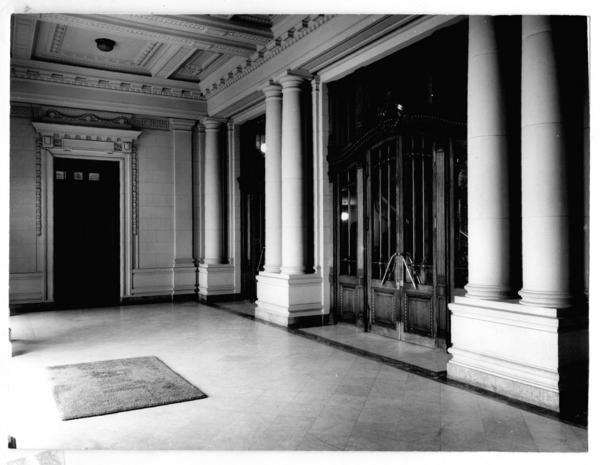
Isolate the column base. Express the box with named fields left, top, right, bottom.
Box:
left=198, top=263, right=235, bottom=298
left=447, top=296, right=587, bottom=413
left=464, top=282, right=513, bottom=300
left=518, top=288, right=572, bottom=309
left=256, top=272, right=324, bottom=327
left=173, top=259, right=197, bottom=295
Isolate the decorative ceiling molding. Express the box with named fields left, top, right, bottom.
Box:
left=133, top=42, right=162, bottom=67
left=34, top=21, right=150, bottom=75
left=150, top=46, right=196, bottom=79
left=39, top=14, right=265, bottom=57
left=11, top=61, right=205, bottom=101
left=49, top=24, right=67, bottom=54
left=202, top=14, right=335, bottom=97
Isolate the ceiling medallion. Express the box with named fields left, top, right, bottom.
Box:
left=95, top=38, right=116, bottom=52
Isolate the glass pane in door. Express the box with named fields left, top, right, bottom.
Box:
left=338, top=167, right=358, bottom=276
left=371, top=140, right=397, bottom=280
left=402, top=135, right=434, bottom=285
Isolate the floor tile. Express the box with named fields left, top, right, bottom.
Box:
left=7, top=302, right=586, bottom=452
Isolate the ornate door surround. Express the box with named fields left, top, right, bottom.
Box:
left=32, top=122, right=141, bottom=303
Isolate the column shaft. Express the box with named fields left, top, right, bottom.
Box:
left=263, top=83, right=283, bottom=273
left=203, top=118, right=223, bottom=264
left=519, top=16, right=571, bottom=307
left=280, top=75, right=306, bottom=275
left=465, top=16, right=512, bottom=300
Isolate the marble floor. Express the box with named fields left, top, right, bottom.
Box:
left=299, top=323, right=450, bottom=374
left=7, top=302, right=587, bottom=451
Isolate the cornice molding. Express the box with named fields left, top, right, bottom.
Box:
left=39, top=14, right=263, bottom=57
left=11, top=59, right=205, bottom=101
left=169, top=118, right=196, bottom=131
left=202, top=15, right=335, bottom=98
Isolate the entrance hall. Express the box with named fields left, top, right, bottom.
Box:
left=8, top=302, right=587, bottom=451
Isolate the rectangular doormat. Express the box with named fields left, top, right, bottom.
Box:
left=47, top=356, right=207, bottom=420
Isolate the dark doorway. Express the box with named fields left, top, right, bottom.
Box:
left=238, top=116, right=266, bottom=302
left=53, top=157, right=120, bottom=307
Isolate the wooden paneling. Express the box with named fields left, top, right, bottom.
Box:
left=373, top=286, right=397, bottom=328
left=404, top=293, right=433, bottom=337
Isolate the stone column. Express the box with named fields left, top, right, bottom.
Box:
left=519, top=16, right=571, bottom=308
left=170, top=118, right=196, bottom=295
left=263, top=82, right=283, bottom=274
left=464, top=16, right=512, bottom=300
left=203, top=117, right=224, bottom=265
left=280, top=74, right=306, bottom=275
left=255, top=73, right=323, bottom=327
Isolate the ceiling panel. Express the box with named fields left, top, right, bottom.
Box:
left=33, top=21, right=154, bottom=76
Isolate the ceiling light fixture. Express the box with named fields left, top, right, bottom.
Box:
left=95, top=38, right=116, bottom=52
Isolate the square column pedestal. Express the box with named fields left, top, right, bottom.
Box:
left=447, top=296, right=588, bottom=413
left=256, top=272, right=325, bottom=327
left=198, top=263, right=235, bottom=301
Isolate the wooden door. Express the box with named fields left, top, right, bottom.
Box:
left=365, top=137, right=401, bottom=335
left=364, top=133, right=448, bottom=344
left=333, top=165, right=364, bottom=324
left=398, top=134, right=442, bottom=342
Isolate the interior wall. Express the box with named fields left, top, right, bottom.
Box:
left=9, top=115, right=43, bottom=302
left=9, top=104, right=197, bottom=304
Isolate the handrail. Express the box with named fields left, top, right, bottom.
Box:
left=381, top=252, right=398, bottom=286
left=380, top=252, right=419, bottom=290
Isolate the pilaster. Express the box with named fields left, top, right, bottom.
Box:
left=170, top=118, right=196, bottom=295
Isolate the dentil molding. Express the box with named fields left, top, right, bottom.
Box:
left=202, top=15, right=335, bottom=98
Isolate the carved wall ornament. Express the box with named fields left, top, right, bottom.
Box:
left=132, top=143, right=139, bottom=236
left=35, top=136, right=42, bottom=236
left=41, top=108, right=132, bottom=128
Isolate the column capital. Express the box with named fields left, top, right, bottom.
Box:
left=203, top=117, right=226, bottom=131
left=311, top=75, right=320, bottom=92
left=263, top=81, right=283, bottom=100
left=280, top=72, right=308, bottom=90
left=169, top=118, right=196, bottom=132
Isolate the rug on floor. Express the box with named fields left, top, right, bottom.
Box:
left=47, top=355, right=207, bottom=420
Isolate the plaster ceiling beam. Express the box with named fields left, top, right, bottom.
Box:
left=11, top=15, right=38, bottom=60
left=148, top=46, right=197, bottom=79
left=156, top=14, right=273, bottom=41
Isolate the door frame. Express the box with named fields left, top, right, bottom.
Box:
left=48, top=153, right=128, bottom=302
left=33, top=122, right=141, bottom=303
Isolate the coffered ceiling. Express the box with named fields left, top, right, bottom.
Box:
left=11, top=13, right=276, bottom=85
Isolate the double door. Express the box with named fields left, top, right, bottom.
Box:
left=335, top=133, right=450, bottom=345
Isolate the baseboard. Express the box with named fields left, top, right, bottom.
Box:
left=198, top=293, right=242, bottom=304
left=288, top=314, right=329, bottom=329
left=121, top=294, right=175, bottom=305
